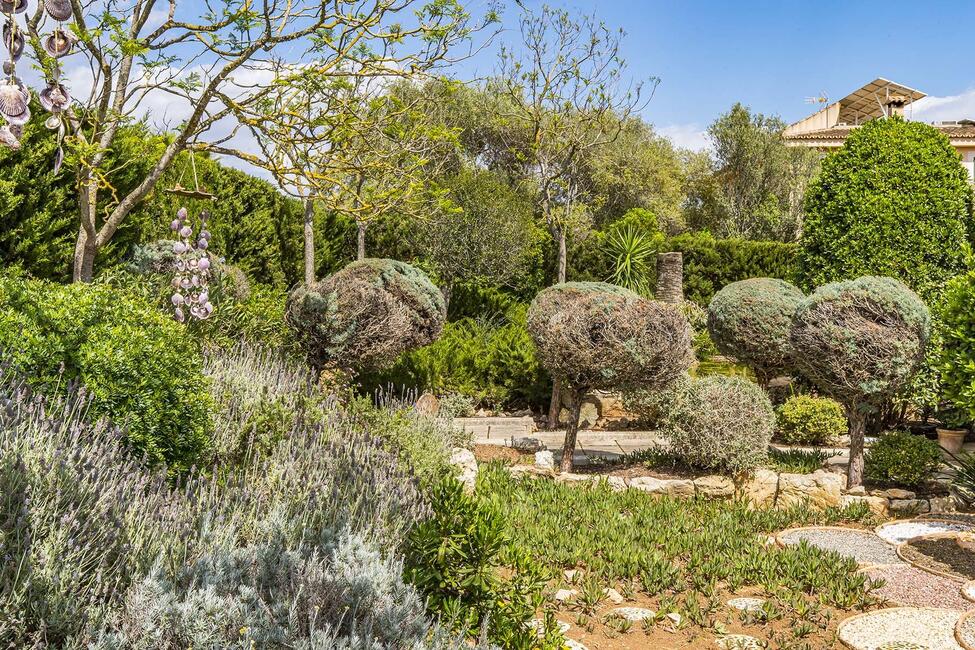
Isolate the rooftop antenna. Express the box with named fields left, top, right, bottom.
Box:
left=804, top=92, right=829, bottom=107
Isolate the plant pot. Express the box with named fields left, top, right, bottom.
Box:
left=937, top=428, right=967, bottom=454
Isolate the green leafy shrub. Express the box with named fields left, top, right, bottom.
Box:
left=776, top=394, right=847, bottom=445
left=362, top=305, right=550, bottom=410
left=940, top=269, right=975, bottom=424
left=799, top=117, right=974, bottom=303
left=659, top=375, right=775, bottom=474
left=865, top=430, right=943, bottom=488
left=666, top=231, right=798, bottom=306
left=0, top=275, right=211, bottom=471
left=707, top=278, right=804, bottom=384
left=404, top=477, right=558, bottom=647
left=679, top=301, right=718, bottom=361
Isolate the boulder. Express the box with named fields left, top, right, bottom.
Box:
left=605, top=476, right=628, bottom=492
left=512, top=437, right=545, bottom=453
left=694, top=475, right=735, bottom=499
left=777, top=470, right=844, bottom=509
left=929, top=496, right=957, bottom=514
left=534, top=450, right=555, bottom=472
left=889, top=498, right=930, bottom=515
left=740, top=469, right=779, bottom=508
left=556, top=472, right=595, bottom=484
left=603, top=588, right=625, bottom=605
left=629, top=476, right=695, bottom=497
left=841, top=494, right=889, bottom=517
left=872, top=488, right=916, bottom=500
left=449, top=447, right=478, bottom=492
left=415, top=392, right=440, bottom=416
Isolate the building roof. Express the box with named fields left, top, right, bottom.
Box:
left=784, top=122, right=975, bottom=145
left=834, top=78, right=926, bottom=124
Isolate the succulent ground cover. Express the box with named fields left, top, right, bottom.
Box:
left=478, top=464, right=883, bottom=648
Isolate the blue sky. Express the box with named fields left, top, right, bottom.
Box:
left=467, top=0, right=975, bottom=149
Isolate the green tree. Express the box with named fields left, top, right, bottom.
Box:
left=707, top=103, right=820, bottom=241
left=799, top=117, right=974, bottom=302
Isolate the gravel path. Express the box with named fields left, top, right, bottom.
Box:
left=877, top=520, right=975, bottom=546
left=863, top=564, right=972, bottom=610
left=837, top=608, right=963, bottom=650
left=778, top=527, right=903, bottom=565
left=900, top=536, right=975, bottom=581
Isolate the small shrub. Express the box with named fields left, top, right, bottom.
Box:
left=680, top=301, right=718, bottom=361
left=768, top=447, right=839, bottom=474
left=659, top=375, right=775, bottom=475
left=404, top=477, right=557, bottom=647
left=776, top=394, right=847, bottom=446
left=865, top=430, right=943, bottom=488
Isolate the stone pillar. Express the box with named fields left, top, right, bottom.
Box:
left=656, top=252, right=684, bottom=304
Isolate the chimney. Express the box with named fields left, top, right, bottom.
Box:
left=885, top=94, right=908, bottom=118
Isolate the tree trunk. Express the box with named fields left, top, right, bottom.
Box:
left=656, top=252, right=684, bottom=304
left=73, top=224, right=97, bottom=283
left=557, top=228, right=567, bottom=284
left=846, top=407, right=867, bottom=488
left=560, top=388, right=582, bottom=473
left=356, top=221, right=367, bottom=261
left=441, top=283, right=453, bottom=313
left=547, top=377, right=563, bottom=430
left=303, top=198, right=315, bottom=286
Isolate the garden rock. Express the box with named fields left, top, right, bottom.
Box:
left=534, top=450, right=555, bottom=471
left=930, top=497, right=957, bottom=514
left=842, top=494, right=890, bottom=517
left=556, top=472, right=595, bottom=484
left=449, top=448, right=478, bottom=492
left=415, top=392, right=440, bottom=416
left=606, top=476, right=627, bottom=492
left=726, top=597, right=766, bottom=612
left=512, top=437, right=544, bottom=453
left=777, top=470, right=844, bottom=509
left=741, top=468, right=779, bottom=507
left=629, top=476, right=695, bottom=497
left=694, top=475, right=735, bottom=498
left=603, top=587, right=625, bottom=604
left=554, top=589, right=578, bottom=602
left=890, top=499, right=930, bottom=515
left=716, top=635, right=763, bottom=649
left=874, top=488, right=917, bottom=500
left=610, top=607, right=656, bottom=622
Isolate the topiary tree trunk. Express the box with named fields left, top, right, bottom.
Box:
left=846, top=407, right=867, bottom=487
left=656, top=252, right=683, bottom=304
left=560, top=388, right=584, bottom=473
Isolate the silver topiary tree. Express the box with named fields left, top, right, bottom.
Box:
left=527, top=282, right=693, bottom=472
left=707, top=278, right=805, bottom=386
left=286, top=258, right=446, bottom=374
left=790, top=276, right=931, bottom=487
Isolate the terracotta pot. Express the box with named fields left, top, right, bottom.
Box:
left=937, top=428, right=967, bottom=454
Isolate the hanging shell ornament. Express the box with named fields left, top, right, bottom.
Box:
left=39, top=82, right=70, bottom=112
left=0, top=125, right=20, bottom=150
left=43, top=0, right=73, bottom=22
left=0, top=81, right=28, bottom=122
left=3, top=23, right=24, bottom=62
left=0, top=0, right=27, bottom=15
left=43, top=30, right=74, bottom=58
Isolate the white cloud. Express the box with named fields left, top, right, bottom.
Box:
left=657, top=123, right=710, bottom=152
left=909, top=87, right=975, bottom=123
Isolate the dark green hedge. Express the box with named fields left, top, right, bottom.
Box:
left=667, top=232, right=798, bottom=305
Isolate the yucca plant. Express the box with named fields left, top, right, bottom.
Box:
left=606, top=224, right=657, bottom=296
left=944, top=450, right=975, bottom=506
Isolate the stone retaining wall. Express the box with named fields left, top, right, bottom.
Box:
left=508, top=464, right=957, bottom=517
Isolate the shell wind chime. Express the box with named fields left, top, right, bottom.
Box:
left=0, top=0, right=76, bottom=170
left=170, top=207, right=214, bottom=322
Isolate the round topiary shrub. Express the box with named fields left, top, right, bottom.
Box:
left=286, top=258, right=446, bottom=373
left=527, top=282, right=693, bottom=471
left=776, top=394, right=847, bottom=446
left=790, top=276, right=931, bottom=486
left=865, top=430, right=943, bottom=488
left=660, top=375, right=775, bottom=475
left=707, top=278, right=805, bottom=384
left=799, top=117, right=974, bottom=302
